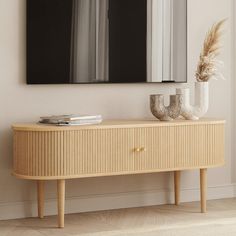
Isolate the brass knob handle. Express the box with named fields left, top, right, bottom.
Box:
left=134, top=147, right=146, bottom=152
left=140, top=147, right=147, bottom=152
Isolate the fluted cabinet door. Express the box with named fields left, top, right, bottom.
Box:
left=13, top=120, right=225, bottom=180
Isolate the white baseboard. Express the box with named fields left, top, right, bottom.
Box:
left=0, top=184, right=235, bottom=220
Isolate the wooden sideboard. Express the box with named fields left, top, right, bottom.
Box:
left=12, top=119, right=225, bottom=228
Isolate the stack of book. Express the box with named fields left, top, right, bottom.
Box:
left=39, top=114, right=102, bottom=126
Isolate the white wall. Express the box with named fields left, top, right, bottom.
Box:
left=0, top=0, right=233, bottom=219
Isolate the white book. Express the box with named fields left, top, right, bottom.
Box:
left=40, top=114, right=102, bottom=122
left=57, top=119, right=103, bottom=126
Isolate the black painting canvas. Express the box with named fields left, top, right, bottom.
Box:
left=27, top=0, right=147, bottom=84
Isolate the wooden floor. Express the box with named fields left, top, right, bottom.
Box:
left=1, top=198, right=236, bottom=236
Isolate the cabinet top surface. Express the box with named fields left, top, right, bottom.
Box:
left=12, top=118, right=225, bottom=131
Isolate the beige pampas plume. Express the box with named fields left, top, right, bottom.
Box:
left=195, top=19, right=227, bottom=82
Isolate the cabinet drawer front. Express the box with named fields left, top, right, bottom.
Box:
left=128, top=124, right=225, bottom=171
left=13, top=123, right=224, bottom=179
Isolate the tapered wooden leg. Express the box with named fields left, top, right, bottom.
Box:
left=200, top=169, right=207, bottom=213
left=174, top=171, right=181, bottom=205
left=37, top=180, right=45, bottom=219
left=57, top=180, right=65, bottom=228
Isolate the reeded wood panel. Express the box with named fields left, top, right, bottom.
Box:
left=13, top=120, right=225, bottom=180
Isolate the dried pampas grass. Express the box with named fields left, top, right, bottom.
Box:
left=195, top=19, right=226, bottom=82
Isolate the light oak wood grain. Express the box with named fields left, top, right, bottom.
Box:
left=12, top=119, right=225, bottom=227
left=57, top=179, right=65, bottom=228
left=12, top=120, right=225, bottom=180
left=37, top=180, right=44, bottom=219
left=12, top=119, right=225, bottom=131
left=1, top=199, right=236, bottom=235
left=200, top=168, right=207, bottom=213
left=174, top=171, right=181, bottom=206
